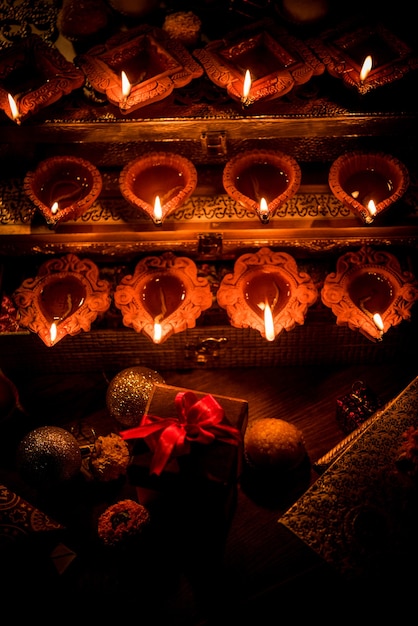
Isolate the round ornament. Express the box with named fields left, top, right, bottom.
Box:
left=17, top=425, right=82, bottom=488
left=106, top=366, right=165, bottom=427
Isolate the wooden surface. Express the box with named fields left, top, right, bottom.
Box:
left=1, top=361, right=417, bottom=622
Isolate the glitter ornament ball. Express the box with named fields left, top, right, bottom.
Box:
left=17, top=426, right=82, bottom=488
left=106, top=366, right=165, bottom=427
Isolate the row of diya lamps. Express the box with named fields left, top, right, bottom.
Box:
left=1, top=18, right=416, bottom=122
left=22, top=147, right=410, bottom=228
left=10, top=245, right=418, bottom=348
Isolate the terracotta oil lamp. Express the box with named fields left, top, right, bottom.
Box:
left=12, top=254, right=111, bottom=347
left=0, top=35, right=85, bottom=124
left=114, top=252, right=213, bottom=344
left=119, top=152, right=197, bottom=224
left=328, top=151, right=409, bottom=224
left=24, top=156, right=103, bottom=228
left=193, top=26, right=324, bottom=105
left=216, top=247, right=318, bottom=341
left=75, top=24, right=203, bottom=113
left=321, top=246, right=418, bottom=342
left=223, top=150, right=301, bottom=224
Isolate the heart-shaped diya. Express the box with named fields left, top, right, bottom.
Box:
left=13, top=254, right=111, bottom=346
left=321, top=246, right=418, bottom=341
left=114, top=252, right=212, bottom=343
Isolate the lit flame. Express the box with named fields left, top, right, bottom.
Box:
left=367, top=199, right=377, bottom=218
left=360, top=55, right=372, bottom=82
left=153, top=322, right=162, bottom=343
left=153, top=195, right=162, bottom=223
left=243, top=69, right=251, bottom=100
left=7, top=93, right=19, bottom=121
left=51, top=202, right=59, bottom=215
left=373, top=313, right=384, bottom=332
left=50, top=323, right=57, bottom=344
left=121, top=71, right=131, bottom=99
left=258, top=301, right=275, bottom=342
left=259, top=197, right=269, bottom=218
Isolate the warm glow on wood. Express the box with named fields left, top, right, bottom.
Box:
left=367, top=199, right=377, bottom=217
left=121, top=71, right=131, bottom=98
left=51, top=202, right=59, bottom=215
left=360, top=55, right=372, bottom=81
left=153, top=322, right=162, bottom=343
left=153, top=195, right=162, bottom=223
left=243, top=70, right=251, bottom=99
left=373, top=313, right=384, bottom=331
left=8, top=93, right=19, bottom=121
left=50, top=322, right=57, bottom=344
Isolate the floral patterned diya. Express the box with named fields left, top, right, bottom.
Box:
left=13, top=254, right=111, bottom=347
left=217, top=247, right=318, bottom=341
left=114, top=253, right=213, bottom=344
left=119, top=152, right=197, bottom=224
left=223, top=150, right=301, bottom=223
left=328, top=151, right=409, bottom=225
left=193, top=24, right=324, bottom=106
left=310, top=21, right=418, bottom=95
left=0, top=35, right=85, bottom=123
left=75, top=24, right=203, bottom=113
left=321, top=246, right=418, bottom=342
left=24, top=156, right=103, bottom=227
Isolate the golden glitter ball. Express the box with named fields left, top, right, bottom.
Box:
left=17, top=425, right=82, bottom=488
left=106, top=366, right=165, bottom=427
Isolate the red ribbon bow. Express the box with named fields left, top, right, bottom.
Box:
left=120, top=391, right=242, bottom=475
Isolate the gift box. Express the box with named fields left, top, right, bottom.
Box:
left=336, top=380, right=381, bottom=434
left=121, top=383, right=248, bottom=535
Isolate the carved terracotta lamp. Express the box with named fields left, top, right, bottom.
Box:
left=119, top=152, right=197, bottom=225
left=321, top=246, right=418, bottom=342
left=216, top=247, right=318, bottom=341
left=223, top=150, right=301, bottom=224
left=193, top=25, right=324, bottom=106
left=0, top=35, right=85, bottom=124
left=13, top=254, right=111, bottom=347
left=24, top=156, right=103, bottom=228
left=328, top=151, right=409, bottom=224
left=114, top=252, right=213, bottom=344
left=75, top=24, right=203, bottom=113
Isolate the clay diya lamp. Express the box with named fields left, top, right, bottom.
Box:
left=0, top=34, right=85, bottom=124
left=75, top=24, right=203, bottom=113
left=24, top=156, right=103, bottom=227
left=321, top=246, right=418, bottom=342
left=12, top=254, right=111, bottom=347
left=216, top=247, right=318, bottom=341
left=310, top=21, right=418, bottom=95
left=119, top=152, right=197, bottom=224
left=114, top=252, right=212, bottom=344
left=223, top=150, right=301, bottom=223
left=193, top=25, right=324, bottom=106
left=328, top=151, right=409, bottom=224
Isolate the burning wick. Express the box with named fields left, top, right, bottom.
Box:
left=360, top=55, right=372, bottom=83
left=7, top=93, right=20, bottom=124
left=359, top=297, right=384, bottom=337
left=50, top=322, right=57, bottom=345
left=373, top=313, right=384, bottom=332
left=51, top=202, right=59, bottom=215
left=258, top=300, right=275, bottom=342
left=366, top=199, right=377, bottom=223
left=258, top=197, right=270, bottom=224
left=241, top=69, right=252, bottom=108
left=153, top=195, right=163, bottom=225
left=153, top=322, right=162, bottom=343
left=121, top=71, right=131, bottom=104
